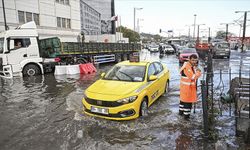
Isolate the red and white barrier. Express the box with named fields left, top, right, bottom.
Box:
left=54, top=63, right=97, bottom=75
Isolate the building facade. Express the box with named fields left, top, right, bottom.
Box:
left=80, top=1, right=101, bottom=35
left=0, top=0, right=116, bottom=42
left=0, top=0, right=81, bottom=42
left=80, top=0, right=114, bottom=35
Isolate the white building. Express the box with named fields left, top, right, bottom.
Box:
left=80, top=1, right=101, bottom=35
left=0, top=0, right=81, bottom=42
left=0, top=0, right=128, bottom=43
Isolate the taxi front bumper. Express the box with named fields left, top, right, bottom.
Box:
left=82, top=97, right=141, bottom=120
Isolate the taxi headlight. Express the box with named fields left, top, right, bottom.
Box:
left=117, top=96, right=138, bottom=104
left=225, top=49, right=230, bottom=51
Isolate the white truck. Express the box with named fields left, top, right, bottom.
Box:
left=0, top=21, right=47, bottom=78
left=0, top=22, right=141, bottom=79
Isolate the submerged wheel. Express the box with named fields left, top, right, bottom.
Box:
left=76, top=58, right=88, bottom=64
left=164, top=81, right=169, bottom=93
left=140, top=98, right=148, bottom=117
left=23, top=64, right=41, bottom=77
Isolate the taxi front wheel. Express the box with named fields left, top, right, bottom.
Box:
left=140, top=98, right=148, bottom=117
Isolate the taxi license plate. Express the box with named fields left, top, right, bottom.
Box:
left=91, top=106, right=108, bottom=114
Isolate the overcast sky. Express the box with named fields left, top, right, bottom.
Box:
left=115, top=0, right=250, bottom=37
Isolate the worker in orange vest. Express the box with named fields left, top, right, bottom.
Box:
left=179, top=54, right=201, bottom=119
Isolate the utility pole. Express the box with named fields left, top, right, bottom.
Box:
left=2, top=0, right=8, bottom=30
left=193, top=14, right=197, bottom=39
left=235, top=10, right=250, bottom=52
left=242, top=12, right=247, bottom=52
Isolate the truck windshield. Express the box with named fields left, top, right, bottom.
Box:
left=0, top=38, right=4, bottom=54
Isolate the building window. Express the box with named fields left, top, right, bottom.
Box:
left=56, top=0, right=69, bottom=5
left=57, top=17, right=71, bottom=29
left=33, top=13, right=40, bottom=25
left=66, top=19, right=71, bottom=28
left=57, top=17, right=61, bottom=27
left=18, top=10, right=40, bottom=25
left=62, top=18, right=66, bottom=28
left=65, top=0, right=69, bottom=5
left=26, top=12, right=32, bottom=22
left=18, top=11, right=25, bottom=23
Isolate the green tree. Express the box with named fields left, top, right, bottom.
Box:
left=116, top=26, right=140, bottom=43
left=215, top=30, right=234, bottom=39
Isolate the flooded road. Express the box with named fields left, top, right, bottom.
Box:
left=0, top=50, right=249, bottom=150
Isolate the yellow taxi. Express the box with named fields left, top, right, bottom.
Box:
left=82, top=60, right=170, bottom=120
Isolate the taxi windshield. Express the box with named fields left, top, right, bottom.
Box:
left=0, top=38, right=4, bottom=54
left=104, top=65, right=146, bottom=82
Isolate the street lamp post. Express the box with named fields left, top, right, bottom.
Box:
left=193, top=14, right=197, bottom=39
left=220, top=23, right=234, bottom=41
left=197, top=24, right=205, bottom=42
left=185, top=25, right=191, bottom=41
left=235, top=10, right=250, bottom=52
left=134, top=7, right=143, bottom=32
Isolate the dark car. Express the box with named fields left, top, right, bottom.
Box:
left=212, top=42, right=230, bottom=59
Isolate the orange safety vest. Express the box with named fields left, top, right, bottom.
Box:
left=180, top=62, right=201, bottom=103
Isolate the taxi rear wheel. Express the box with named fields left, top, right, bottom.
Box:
left=140, top=98, right=148, bottom=117
left=164, top=81, right=169, bottom=93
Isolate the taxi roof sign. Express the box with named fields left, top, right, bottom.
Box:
left=129, top=52, right=140, bottom=62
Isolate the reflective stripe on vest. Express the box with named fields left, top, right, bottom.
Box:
left=181, top=81, right=195, bottom=85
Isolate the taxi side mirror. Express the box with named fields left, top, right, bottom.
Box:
left=101, top=72, right=106, bottom=78
left=149, top=75, right=157, bottom=81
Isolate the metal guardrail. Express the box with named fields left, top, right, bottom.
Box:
left=93, top=54, right=116, bottom=64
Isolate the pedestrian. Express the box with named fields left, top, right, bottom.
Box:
left=179, top=54, right=201, bottom=119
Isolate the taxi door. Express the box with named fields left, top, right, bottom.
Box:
left=153, top=62, right=167, bottom=95
left=146, top=63, right=161, bottom=106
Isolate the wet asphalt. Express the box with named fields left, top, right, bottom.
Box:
left=0, top=49, right=249, bottom=150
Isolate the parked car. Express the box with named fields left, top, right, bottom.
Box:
left=179, top=48, right=199, bottom=63
left=211, top=42, right=230, bottom=58
left=82, top=60, right=170, bottom=120
left=162, top=45, right=175, bottom=54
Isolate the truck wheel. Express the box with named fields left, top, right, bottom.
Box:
left=139, top=98, right=148, bottom=117
left=76, top=58, right=87, bottom=64
left=23, top=64, right=41, bottom=77
left=245, top=127, right=250, bottom=143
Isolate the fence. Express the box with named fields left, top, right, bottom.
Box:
left=200, top=51, right=250, bottom=141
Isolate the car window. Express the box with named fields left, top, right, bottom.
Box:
left=147, top=63, right=156, bottom=77
left=154, top=62, right=163, bottom=75
left=104, top=65, right=146, bottom=82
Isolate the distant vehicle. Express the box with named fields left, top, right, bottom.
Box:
left=195, top=38, right=210, bottom=57
left=149, top=45, right=159, bottom=52
left=179, top=48, right=199, bottom=63
left=82, top=60, right=170, bottom=120
left=211, top=42, right=230, bottom=58
left=176, top=46, right=187, bottom=57
left=162, top=45, right=175, bottom=54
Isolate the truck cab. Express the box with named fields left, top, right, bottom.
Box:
left=0, top=21, right=44, bottom=78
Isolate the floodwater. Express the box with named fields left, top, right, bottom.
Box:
left=0, top=50, right=249, bottom=150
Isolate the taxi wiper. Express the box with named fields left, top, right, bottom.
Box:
left=118, top=71, right=133, bottom=81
